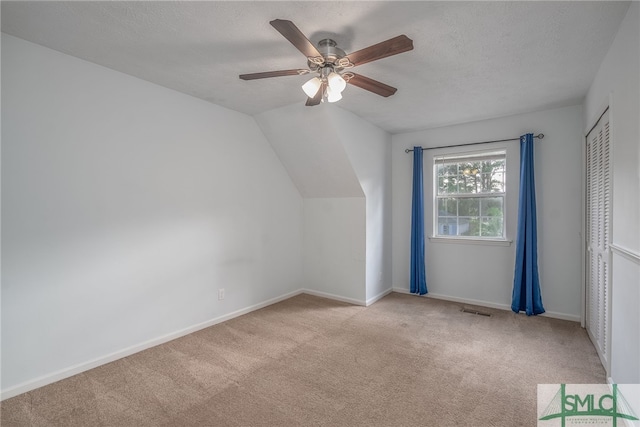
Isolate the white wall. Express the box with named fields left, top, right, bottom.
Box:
left=303, top=198, right=366, bottom=303
left=254, top=105, right=366, bottom=303
left=584, top=2, right=639, bottom=384
left=255, top=104, right=393, bottom=305
left=326, top=108, right=393, bottom=304
left=392, top=105, right=584, bottom=320
left=254, top=105, right=363, bottom=198
left=1, top=35, right=303, bottom=394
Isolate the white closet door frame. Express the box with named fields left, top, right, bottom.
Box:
left=584, top=105, right=612, bottom=375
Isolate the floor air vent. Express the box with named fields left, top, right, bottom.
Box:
left=461, top=308, right=492, bottom=317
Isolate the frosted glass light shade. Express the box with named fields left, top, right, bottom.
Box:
left=326, top=86, right=342, bottom=103
left=327, top=72, right=347, bottom=92
left=302, top=77, right=322, bottom=98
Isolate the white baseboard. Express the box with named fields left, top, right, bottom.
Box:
left=538, top=310, right=581, bottom=322
left=391, top=287, right=580, bottom=322
left=300, top=288, right=366, bottom=306
left=366, top=288, right=393, bottom=306
left=1, top=289, right=304, bottom=401
left=1, top=287, right=378, bottom=401
left=2, top=285, right=581, bottom=401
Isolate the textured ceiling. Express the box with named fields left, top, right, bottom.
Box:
left=1, top=1, right=630, bottom=134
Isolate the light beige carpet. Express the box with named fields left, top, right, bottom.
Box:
left=1, top=293, right=605, bottom=426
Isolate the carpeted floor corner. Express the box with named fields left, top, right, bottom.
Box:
left=1, top=293, right=605, bottom=426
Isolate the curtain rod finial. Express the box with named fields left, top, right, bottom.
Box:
left=536, top=133, right=544, bottom=139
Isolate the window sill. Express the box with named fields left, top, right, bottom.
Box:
left=428, top=236, right=513, bottom=246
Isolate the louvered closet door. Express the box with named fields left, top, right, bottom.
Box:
left=585, top=108, right=611, bottom=371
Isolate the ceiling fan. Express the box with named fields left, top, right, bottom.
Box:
left=239, top=19, right=414, bottom=106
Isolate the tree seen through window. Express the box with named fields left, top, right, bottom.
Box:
left=435, top=151, right=506, bottom=238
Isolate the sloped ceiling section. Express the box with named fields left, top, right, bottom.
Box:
left=254, top=104, right=363, bottom=198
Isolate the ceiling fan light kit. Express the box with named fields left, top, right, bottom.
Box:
left=327, top=71, right=347, bottom=92
left=239, top=19, right=414, bottom=106
left=302, top=62, right=348, bottom=102
left=326, top=85, right=342, bottom=103
left=302, top=76, right=322, bottom=98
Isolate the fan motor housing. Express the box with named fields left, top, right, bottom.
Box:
left=308, top=39, right=348, bottom=71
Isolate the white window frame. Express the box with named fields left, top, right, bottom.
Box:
left=432, top=148, right=509, bottom=243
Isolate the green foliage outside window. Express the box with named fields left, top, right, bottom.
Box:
left=435, top=154, right=505, bottom=238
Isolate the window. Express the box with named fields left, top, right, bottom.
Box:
left=434, top=150, right=506, bottom=239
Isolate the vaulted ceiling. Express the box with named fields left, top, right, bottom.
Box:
left=1, top=1, right=630, bottom=134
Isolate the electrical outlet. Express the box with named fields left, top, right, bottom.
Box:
left=218, top=288, right=225, bottom=300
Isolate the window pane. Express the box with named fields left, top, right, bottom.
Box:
left=481, top=217, right=503, bottom=237
left=471, top=174, right=482, bottom=193
left=487, top=160, right=505, bottom=193
left=439, top=176, right=456, bottom=194
left=434, top=150, right=506, bottom=239
left=446, top=162, right=506, bottom=195
left=437, top=217, right=457, bottom=236
left=458, top=198, right=479, bottom=216
left=491, top=171, right=505, bottom=192
left=476, top=173, right=487, bottom=192
left=437, top=163, right=457, bottom=177
left=439, top=176, right=459, bottom=194
left=459, top=174, right=474, bottom=193
left=455, top=175, right=465, bottom=193
left=459, top=217, right=480, bottom=236
left=481, top=197, right=503, bottom=217
left=438, top=198, right=457, bottom=216
left=448, top=176, right=459, bottom=194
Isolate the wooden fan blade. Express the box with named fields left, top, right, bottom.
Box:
left=347, top=74, right=397, bottom=97
left=346, top=35, right=413, bottom=67
left=270, top=19, right=322, bottom=59
left=239, top=69, right=307, bottom=80
left=305, top=83, right=324, bottom=106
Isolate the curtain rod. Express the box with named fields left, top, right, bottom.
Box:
left=404, top=133, right=544, bottom=153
